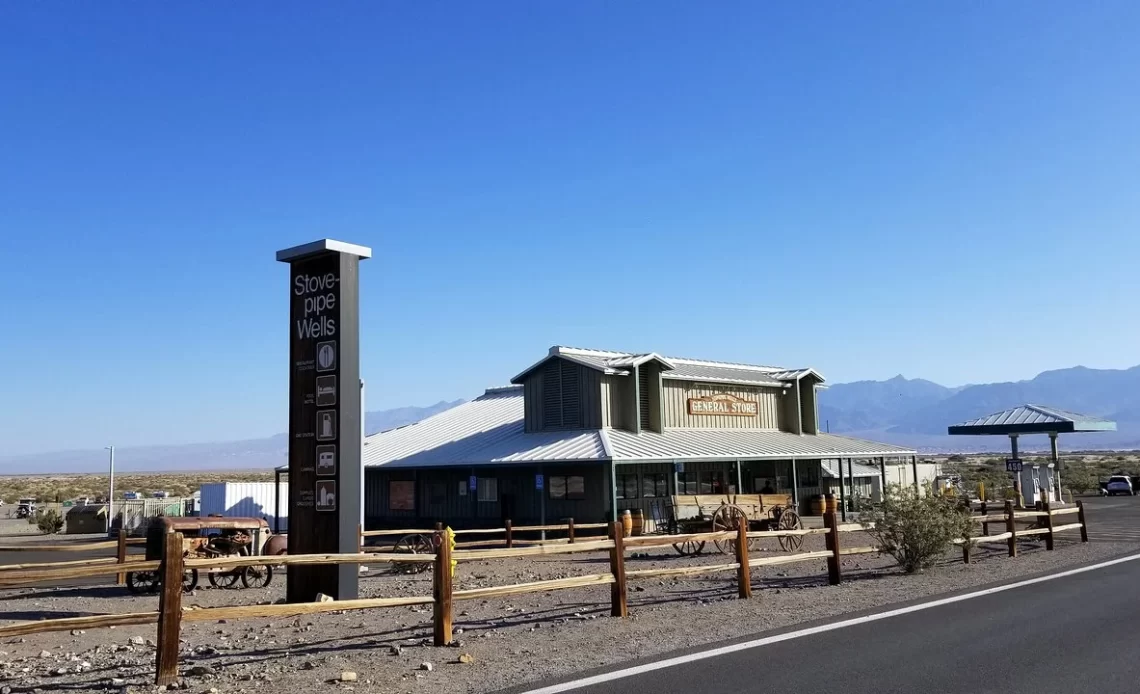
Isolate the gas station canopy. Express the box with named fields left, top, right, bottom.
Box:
left=947, top=404, right=1116, bottom=437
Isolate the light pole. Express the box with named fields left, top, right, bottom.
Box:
left=105, top=446, right=115, bottom=534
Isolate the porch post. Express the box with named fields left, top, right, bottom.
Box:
left=610, top=459, right=619, bottom=523
left=735, top=459, right=743, bottom=496
left=790, top=458, right=799, bottom=507
left=847, top=458, right=855, bottom=511
left=911, top=455, right=919, bottom=494
left=1049, top=433, right=1061, bottom=500
left=539, top=465, right=546, bottom=541
left=274, top=468, right=282, bottom=534
left=878, top=457, right=886, bottom=503
left=838, top=460, right=847, bottom=522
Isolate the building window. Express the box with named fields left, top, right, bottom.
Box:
left=679, top=472, right=699, bottom=495
left=615, top=473, right=639, bottom=500
left=542, top=360, right=582, bottom=429
left=700, top=470, right=726, bottom=494
left=641, top=473, right=668, bottom=498
left=799, top=463, right=821, bottom=488
left=388, top=481, right=415, bottom=511
left=477, top=478, right=498, bottom=502
left=550, top=475, right=587, bottom=500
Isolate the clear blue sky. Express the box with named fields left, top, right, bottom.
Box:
left=2, top=2, right=1139, bottom=455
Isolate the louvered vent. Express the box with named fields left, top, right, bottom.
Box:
left=542, top=361, right=562, bottom=428
left=638, top=367, right=651, bottom=431
left=560, top=360, right=581, bottom=428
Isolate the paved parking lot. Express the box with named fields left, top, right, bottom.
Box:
left=1081, top=494, right=1140, bottom=544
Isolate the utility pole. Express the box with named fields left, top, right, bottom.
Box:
left=106, top=446, right=115, bottom=534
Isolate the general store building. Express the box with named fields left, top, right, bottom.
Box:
left=361, top=347, right=917, bottom=529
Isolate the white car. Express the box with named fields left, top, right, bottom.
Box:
left=1105, top=476, right=1135, bottom=496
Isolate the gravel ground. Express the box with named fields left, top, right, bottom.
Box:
left=1, top=532, right=1136, bottom=694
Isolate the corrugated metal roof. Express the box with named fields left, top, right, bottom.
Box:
left=661, top=363, right=787, bottom=388
left=606, top=429, right=913, bottom=462
left=363, top=386, right=607, bottom=468
left=364, top=384, right=913, bottom=470
left=820, top=460, right=883, bottom=479
left=948, top=404, right=1117, bottom=436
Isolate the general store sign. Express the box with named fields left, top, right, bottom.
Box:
left=687, top=393, right=758, bottom=416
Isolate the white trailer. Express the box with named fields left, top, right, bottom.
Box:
left=199, top=482, right=289, bottom=532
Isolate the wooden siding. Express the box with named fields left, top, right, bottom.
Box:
left=661, top=380, right=780, bottom=429
left=600, top=374, right=633, bottom=430
left=523, top=371, right=543, bottom=433
left=364, top=465, right=611, bottom=528
left=779, top=384, right=802, bottom=434
left=799, top=380, right=818, bottom=434
left=645, top=362, right=663, bottom=433
left=524, top=359, right=602, bottom=432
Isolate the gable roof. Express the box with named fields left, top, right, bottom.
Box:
left=947, top=404, right=1117, bottom=436
left=364, top=386, right=913, bottom=469
left=510, top=346, right=817, bottom=388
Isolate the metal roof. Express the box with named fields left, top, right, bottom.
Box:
left=606, top=429, right=913, bottom=462
left=947, top=404, right=1117, bottom=436
left=364, top=387, right=913, bottom=469
left=511, top=346, right=818, bottom=388
left=820, top=460, right=883, bottom=479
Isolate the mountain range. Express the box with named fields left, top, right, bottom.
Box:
left=819, top=365, right=1140, bottom=452
left=3, top=364, right=1138, bottom=473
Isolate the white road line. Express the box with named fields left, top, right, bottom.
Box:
left=520, top=552, right=1140, bottom=694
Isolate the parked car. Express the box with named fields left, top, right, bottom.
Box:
left=1104, top=475, right=1135, bottom=496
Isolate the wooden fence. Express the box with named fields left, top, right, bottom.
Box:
left=358, top=518, right=611, bottom=550
left=0, top=495, right=1091, bottom=686
left=958, top=499, right=1088, bottom=563
left=0, top=529, right=147, bottom=585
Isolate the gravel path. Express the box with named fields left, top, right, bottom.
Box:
left=1, top=533, right=1135, bottom=694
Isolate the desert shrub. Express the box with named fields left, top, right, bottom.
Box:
left=35, top=509, right=64, bottom=535
left=862, top=484, right=974, bottom=573
left=1063, top=466, right=1098, bottom=495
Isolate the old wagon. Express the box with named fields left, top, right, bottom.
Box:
left=127, top=516, right=275, bottom=594
left=658, top=493, right=802, bottom=555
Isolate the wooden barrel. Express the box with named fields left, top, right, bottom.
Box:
left=808, top=495, right=826, bottom=516
left=621, top=510, right=633, bottom=538
left=630, top=509, right=644, bottom=536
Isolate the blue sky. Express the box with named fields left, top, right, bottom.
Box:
left=2, top=2, right=1139, bottom=454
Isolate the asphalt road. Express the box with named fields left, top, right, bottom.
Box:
left=530, top=554, right=1140, bottom=694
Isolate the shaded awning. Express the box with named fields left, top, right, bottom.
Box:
left=948, top=404, right=1116, bottom=436
left=820, top=460, right=882, bottom=479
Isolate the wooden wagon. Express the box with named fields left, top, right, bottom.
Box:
left=660, top=493, right=802, bottom=555
left=128, top=517, right=275, bottom=594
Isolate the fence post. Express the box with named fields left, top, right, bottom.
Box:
left=1005, top=500, right=1017, bottom=557
left=608, top=521, right=628, bottom=618
left=567, top=518, right=575, bottom=544
left=116, top=528, right=128, bottom=585
left=735, top=519, right=751, bottom=599
left=505, top=520, right=513, bottom=549
left=435, top=521, right=443, bottom=533
left=824, top=494, right=841, bottom=586
left=432, top=530, right=453, bottom=646
left=1043, top=499, right=1055, bottom=551
left=962, top=540, right=972, bottom=564
left=980, top=501, right=989, bottom=536
left=1077, top=500, right=1089, bottom=542
left=357, top=523, right=363, bottom=553
left=155, top=531, right=184, bottom=686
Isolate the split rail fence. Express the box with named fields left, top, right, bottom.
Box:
left=0, top=496, right=1090, bottom=686
left=358, top=518, right=611, bottom=550
left=0, top=530, right=147, bottom=585
left=957, top=499, right=1089, bottom=563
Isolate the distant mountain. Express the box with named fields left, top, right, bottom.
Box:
left=818, top=375, right=960, bottom=432
left=0, top=400, right=465, bottom=474
left=819, top=365, right=1140, bottom=452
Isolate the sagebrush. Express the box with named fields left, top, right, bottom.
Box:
left=34, top=509, right=65, bottom=535
left=862, top=484, right=974, bottom=573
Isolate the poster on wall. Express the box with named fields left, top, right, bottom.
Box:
left=389, top=481, right=415, bottom=511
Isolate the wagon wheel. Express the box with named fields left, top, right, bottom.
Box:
left=712, top=504, right=749, bottom=554
left=671, top=538, right=706, bottom=556
left=241, top=564, right=273, bottom=589
left=182, top=568, right=199, bottom=593
left=392, top=533, right=433, bottom=574
left=126, top=570, right=160, bottom=594
left=207, top=545, right=247, bottom=589
left=776, top=508, right=804, bottom=552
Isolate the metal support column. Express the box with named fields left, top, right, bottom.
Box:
left=1010, top=434, right=1022, bottom=507
left=610, top=459, right=619, bottom=523
left=911, top=455, right=919, bottom=494
left=878, top=456, right=886, bottom=503
left=735, top=459, right=743, bottom=495
left=790, top=458, right=799, bottom=507
left=539, top=465, right=547, bottom=541
left=1049, top=433, right=1061, bottom=500
left=838, top=459, right=848, bottom=522
left=847, top=458, right=856, bottom=512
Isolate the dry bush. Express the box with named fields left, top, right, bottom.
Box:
left=862, top=484, right=974, bottom=573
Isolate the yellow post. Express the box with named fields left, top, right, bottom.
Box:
left=977, top=482, right=985, bottom=502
